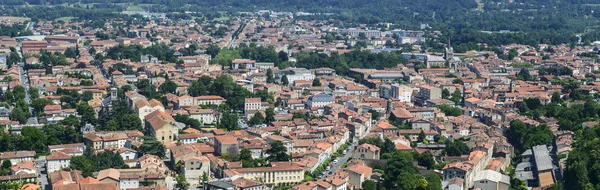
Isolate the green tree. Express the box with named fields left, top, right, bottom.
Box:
left=312, top=78, right=321, bottom=86
left=77, top=102, right=96, bottom=125
left=188, top=81, right=207, bottom=96
left=176, top=174, right=190, bottom=189
left=552, top=91, right=562, bottom=103
left=248, top=112, right=265, bottom=126
left=137, top=137, right=166, bottom=158
left=418, top=151, right=435, bottom=169
left=265, top=107, right=275, bottom=124
left=219, top=110, right=239, bottom=131
left=266, top=68, right=275, bottom=83
left=31, top=98, right=52, bottom=113
left=425, top=173, right=442, bottom=190
left=442, top=88, right=450, bottom=99
left=12, top=85, right=26, bottom=99
left=281, top=75, right=289, bottom=86
left=70, top=156, right=95, bottom=177
left=362, top=180, right=377, bottom=190
left=82, top=91, right=93, bottom=101
left=436, top=104, right=462, bottom=116
left=266, top=140, right=290, bottom=162
left=159, top=79, right=178, bottom=94
left=20, top=127, right=47, bottom=153
left=450, top=89, right=461, bottom=105
left=28, top=88, right=39, bottom=100
left=444, top=140, right=470, bottom=156
left=10, top=107, right=29, bottom=124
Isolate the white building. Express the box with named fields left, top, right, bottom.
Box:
left=391, top=84, right=417, bottom=102
left=306, top=93, right=335, bottom=108
left=0, top=151, right=35, bottom=166
left=119, top=174, right=140, bottom=190
left=473, top=170, right=510, bottom=190
left=46, top=151, right=71, bottom=173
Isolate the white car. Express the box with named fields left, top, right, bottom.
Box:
left=326, top=166, right=331, bottom=171
left=333, top=159, right=338, bottom=164
left=342, top=150, right=347, bottom=154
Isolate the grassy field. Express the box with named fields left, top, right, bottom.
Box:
left=56, top=17, right=76, bottom=22
left=0, top=16, right=31, bottom=23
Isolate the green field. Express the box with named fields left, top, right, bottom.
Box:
left=56, top=17, right=75, bottom=22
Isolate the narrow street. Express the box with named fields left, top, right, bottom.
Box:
left=324, top=139, right=358, bottom=178
left=35, top=158, right=49, bottom=190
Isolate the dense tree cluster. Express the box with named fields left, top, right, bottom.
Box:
left=0, top=23, right=33, bottom=37
left=105, top=44, right=176, bottom=63
left=70, top=151, right=126, bottom=177
left=505, top=120, right=553, bottom=155
left=435, top=104, right=462, bottom=116
left=295, top=50, right=408, bottom=76
left=97, top=100, right=142, bottom=131
left=212, top=43, right=282, bottom=67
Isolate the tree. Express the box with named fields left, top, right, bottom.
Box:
left=362, top=180, right=377, bottom=190
left=219, top=110, right=239, bottom=131
left=248, top=112, right=265, bottom=126
left=10, top=107, right=29, bottom=124
left=266, top=68, right=275, bottom=83
left=20, top=127, right=47, bottom=153
left=64, top=47, right=76, bottom=58
left=31, top=98, right=52, bottom=113
left=445, top=140, right=470, bottom=156
left=368, top=109, right=380, bottom=120
left=12, top=85, right=26, bottom=100
left=77, top=102, right=96, bottom=125
left=278, top=51, right=288, bottom=62
left=265, top=107, right=275, bottom=124
left=425, top=173, right=442, bottom=190
left=382, top=138, right=396, bottom=155
left=82, top=91, right=93, bottom=101
left=266, top=140, right=290, bottom=162
left=552, top=91, right=561, bottom=103
left=176, top=174, right=190, bottom=190
left=70, top=156, right=94, bottom=177
left=201, top=172, right=209, bottom=187
left=188, top=81, right=207, bottom=96
left=436, top=104, right=462, bottom=116
left=281, top=75, right=289, bottom=86
left=517, top=68, right=533, bottom=81
left=28, top=88, right=39, bottom=100
left=442, top=88, right=450, bottom=99
left=159, top=79, right=178, bottom=94
left=137, top=137, right=166, bottom=158
left=418, top=151, right=435, bottom=169
left=450, top=89, right=461, bottom=105
left=312, top=78, right=321, bottom=86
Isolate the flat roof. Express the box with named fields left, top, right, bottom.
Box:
left=532, top=145, right=553, bottom=171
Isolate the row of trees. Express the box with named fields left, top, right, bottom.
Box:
left=212, top=43, right=287, bottom=67
left=0, top=125, right=81, bottom=154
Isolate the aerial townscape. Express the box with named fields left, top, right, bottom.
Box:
left=1, top=0, right=600, bottom=190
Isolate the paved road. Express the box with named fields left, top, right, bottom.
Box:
left=324, top=138, right=358, bottom=178
left=18, top=61, right=35, bottom=115
left=35, top=159, right=49, bottom=190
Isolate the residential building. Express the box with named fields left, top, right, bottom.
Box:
left=144, top=110, right=178, bottom=143
left=47, top=151, right=72, bottom=173
left=352, top=144, right=380, bottom=160
left=0, top=151, right=35, bottom=166
left=473, top=170, right=510, bottom=190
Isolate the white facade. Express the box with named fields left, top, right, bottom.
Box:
left=103, top=139, right=128, bottom=149
left=190, top=113, right=216, bottom=125
left=47, top=159, right=70, bottom=173
left=119, top=178, right=140, bottom=190
left=120, top=150, right=138, bottom=161
left=391, top=84, right=415, bottom=102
